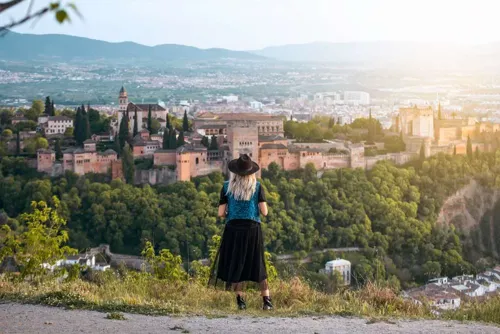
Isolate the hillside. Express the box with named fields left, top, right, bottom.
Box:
left=0, top=31, right=264, bottom=61
left=252, top=41, right=500, bottom=69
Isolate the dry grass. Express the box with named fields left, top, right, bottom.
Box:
left=0, top=272, right=431, bottom=320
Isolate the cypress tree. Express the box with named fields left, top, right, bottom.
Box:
left=176, top=131, right=185, bottom=147
left=133, top=106, right=139, bottom=138
left=51, top=101, right=55, bottom=116
left=162, top=127, right=170, bottom=149
left=169, top=128, right=177, bottom=149
left=466, top=135, right=473, bottom=160
left=55, top=138, right=62, bottom=160
left=147, top=104, right=152, bottom=133
left=201, top=136, right=209, bottom=148
left=419, top=142, right=426, bottom=161
left=15, top=131, right=20, bottom=155
left=182, top=110, right=189, bottom=132
left=74, top=107, right=83, bottom=146
left=121, top=143, right=135, bottom=184
left=44, top=96, right=51, bottom=115
left=118, top=112, right=129, bottom=151
left=83, top=108, right=91, bottom=140
left=209, top=135, right=218, bottom=150
left=166, top=114, right=171, bottom=130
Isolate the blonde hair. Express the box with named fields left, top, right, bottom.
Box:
left=227, top=172, right=257, bottom=201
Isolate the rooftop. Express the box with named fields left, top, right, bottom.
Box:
left=261, top=143, right=288, bottom=150
left=196, top=112, right=283, bottom=122
left=259, top=135, right=286, bottom=142
left=48, top=116, right=72, bottom=121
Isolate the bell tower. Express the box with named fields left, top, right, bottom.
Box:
left=119, top=86, right=128, bottom=111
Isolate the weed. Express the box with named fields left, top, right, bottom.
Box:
left=106, top=312, right=126, bottom=320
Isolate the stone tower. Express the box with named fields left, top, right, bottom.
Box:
left=226, top=120, right=259, bottom=174
left=119, top=86, right=128, bottom=112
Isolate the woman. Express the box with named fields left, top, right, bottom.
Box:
left=214, top=154, right=273, bottom=310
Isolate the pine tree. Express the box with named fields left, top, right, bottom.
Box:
left=182, top=110, right=189, bottom=132
left=201, top=136, right=209, bottom=148
left=15, top=131, right=20, bottom=155
left=438, top=103, right=442, bottom=120
left=169, top=128, right=177, bottom=149
left=147, top=104, right=152, bottom=133
left=51, top=101, right=55, bottom=116
left=133, top=107, right=139, bottom=138
left=121, top=143, right=135, bottom=184
left=419, top=141, right=426, bottom=161
left=55, top=138, right=62, bottom=160
left=466, top=135, right=473, bottom=160
left=453, top=145, right=457, bottom=156
left=118, top=112, right=129, bottom=151
left=74, top=107, right=83, bottom=146
left=176, top=131, right=185, bottom=147
left=44, top=96, right=51, bottom=115
left=209, top=135, right=218, bottom=150
left=162, top=127, right=170, bottom=149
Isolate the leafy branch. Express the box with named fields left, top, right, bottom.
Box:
left=0, top=1, right=81, bottom=36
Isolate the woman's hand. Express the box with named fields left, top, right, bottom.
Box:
left=218, top=204, right=227, bottom=218
left=259, top=202, right=268, bottom=216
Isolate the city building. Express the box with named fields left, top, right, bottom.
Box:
left=394, top=106, right=434, bottom=139
left=322, top=259, right=351, bottom=285
left=193, top=112, right=284, bottom=136
left=38, top=116, right=73, bottom=136
left=343, top=91, right=370, bottom=105
left=37, top=149, right=55, bottom=173
left=62, top=140, right=118, bottom=175
left=250, top=101, right=263, bottom=110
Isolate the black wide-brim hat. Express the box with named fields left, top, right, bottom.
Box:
left=228, top=154, right=260, bottom=176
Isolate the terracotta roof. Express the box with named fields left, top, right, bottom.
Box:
left=176, top=144, right=207, bottom=153
left=196, top=112, right=283, bottom=122
left=259, top=135, right=286, bottom=142
left=261, top=143, right=288, bottom=150
left=99, top=149, right=117, bottom=156
left=127, top=102, right=166, bottom=111
left=133, top=140, right=160, bottom=147
left=197, top=124, right=227, bottom=129
left=37, top=149, right=54, bottom=154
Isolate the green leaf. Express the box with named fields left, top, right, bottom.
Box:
left=49, top=2, right=60, bottom=10
left=55, top=10, right=70, bottom=23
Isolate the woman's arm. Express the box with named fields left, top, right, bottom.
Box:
left=218, top=204, right=227, bottom=217
left=259, top=202, right=268, bottom=216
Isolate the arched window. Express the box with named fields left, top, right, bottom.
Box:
left=196, top=157, right=199, bottom=165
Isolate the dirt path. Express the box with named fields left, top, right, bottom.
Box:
left=1, top=303, right=499, bottom=334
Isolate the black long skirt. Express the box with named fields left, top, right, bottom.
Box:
left=210, top=219, right=267, bottom=287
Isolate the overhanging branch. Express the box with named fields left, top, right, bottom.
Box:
left=0, top=0, right=25, bottom=13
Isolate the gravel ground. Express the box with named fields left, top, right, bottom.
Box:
left=1, top=303, right=499, bottom=334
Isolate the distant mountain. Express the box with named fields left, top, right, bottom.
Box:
left=0, top=31, right=264, bottom=61
left=252, top=41, right=500, bottom=69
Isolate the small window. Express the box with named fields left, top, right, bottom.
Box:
left=196, top=157, right=199, bottom=165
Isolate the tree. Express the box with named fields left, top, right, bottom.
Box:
left=183, top=110, right=189, bottom=132
left=176, top=131, right=185, bottom=147
left=147, top=104, right=153, bottom=134
left=166, top=114, right=171, bottom=130
left=121, top=143, right=134, bottom=184
left=118, top=112, right=129, bottom=151
left=209, top=135, right=218, bottom=150
left=0, top=1, right=79, bottom=34
left=162, top=127, right=170, bottom=149
left=82, top=105, right=90, bottom=140
left=150, top=119, right=161, bottom=134
left=133, top=107, right=139, bottom=138
left=0, top=198, right=77, bottom=280
left=141, top=241, right=186, bottom=281
left=15, top=131, right=20, bottom=155
left=25, top=100, right=44, bottom=121
left=475, top=146, right=480, bottom=160
left=74, top=107, right=84, bottom=146
left=44, top=96, right=52, bottom=116
left=1, top=128, right=12, bottom=139
left=453, top=145, right=457, bottom=156
left=420, top=142, right=426, bottom=161
left=467, top=135, right=473, bottom=160
left=55, top=138, right=62, bottom=160
left=201, top=136, right=209, bottom=148
left=51, top=101, right=55, bottom=116
left=328, top=117, right=335, bottom=127
left=64, top=127, right=74, bottom=138
left=169, top=128, right=177, bottom=149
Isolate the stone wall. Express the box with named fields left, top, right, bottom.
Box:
left=134, top=168, right=176, bottom=185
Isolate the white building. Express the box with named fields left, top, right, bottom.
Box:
left=323, top=259, right=351, bottom=285
left=428, top=277, right=449, bottom=285
left=39, top=116, right=73, bottom=135
left=222, top=95, right=239, bottom=103
left=250, top=101, right=263, bottom=110
left=343, top=91, right=370, bottom=105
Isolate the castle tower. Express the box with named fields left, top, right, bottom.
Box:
left=119, top=86, right=128, bottom=111
left=226, top=120, right=259, bottom=175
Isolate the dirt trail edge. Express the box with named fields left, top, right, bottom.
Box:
left=1, top=303, right=499, bottom=334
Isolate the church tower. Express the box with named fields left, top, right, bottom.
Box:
left=119, top=86, right=128, bottom=111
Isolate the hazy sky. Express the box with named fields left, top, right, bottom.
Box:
left=2, top=0, right=500, bottom=50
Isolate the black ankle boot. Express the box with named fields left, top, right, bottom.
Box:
left=262, top=296, right=273, bottom=310
left=236, top=295, right=246, bottom=310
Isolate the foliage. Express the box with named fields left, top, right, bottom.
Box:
left=177, top=131, right=185, bottom=147
left=467, top=135, right=473, bottom=160
left=162, top=127, right=170, bottom=149
left=64, top=127, right=74, bottom=138
left=0, top=198, right=77, bottom=280
left=118, top=112, right=130, bottom=151
left=147, top=105, right=152, bottom=134
left=201, top=136, right=209, bottom=148
left=23, top=136, right=49, bottom=154
left=209, top=135, right=218, bottom=150
left=150, top=119, right=161, bottom=135
left=169, top=128, right=177, bottom=149
left=182, top=110, right=189, bottom=132
left=106, top=312, right=126, bottom=320
left=121, top=143, right=134, bottom=184
left=133, top=107, right=139, bottom=138
left=141, top=241, right=186, bottom=281
left=55, top=138, right=63, bottom=160
left=24, top=100, right=44, bottom=121
left=88, top=108, right=110, bottom=135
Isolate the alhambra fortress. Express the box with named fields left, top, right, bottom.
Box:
left=37, top=87, right=496, bottom=184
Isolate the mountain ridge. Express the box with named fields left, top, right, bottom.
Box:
left=0, top=31, right=264, bottom=61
